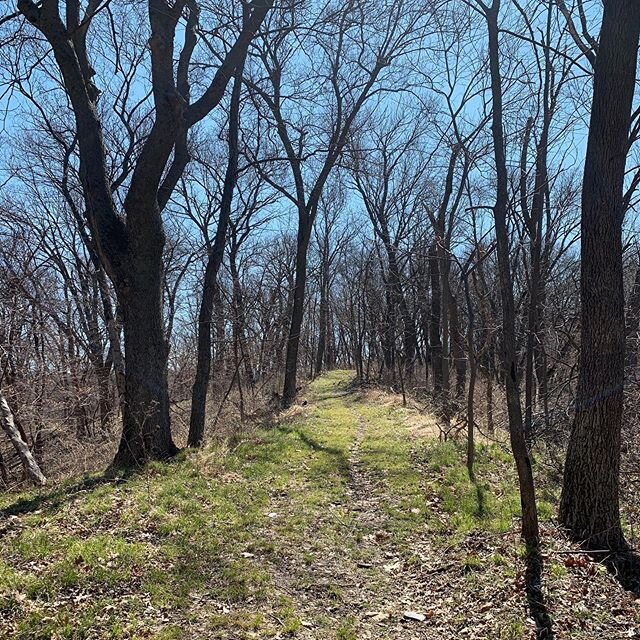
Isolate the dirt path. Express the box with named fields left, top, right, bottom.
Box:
left=259, top=372, right=640, bottom=640
left=260, top=375, right=493, bottom=639
left=345, top=413, right=384, bottom=530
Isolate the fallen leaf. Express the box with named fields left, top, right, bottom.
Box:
left=403, top=611, right=427, bottom=622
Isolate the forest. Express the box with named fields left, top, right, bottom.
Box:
left=1, top=0, right=640, bottom=638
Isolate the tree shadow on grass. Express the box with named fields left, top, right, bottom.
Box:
left=525, top=546, right=555, bottom=639
left=470, top=477, right=554, bottom=639
left=276, top=425, right=352, bottom=482
left=0, top=469, right=133, bottom=521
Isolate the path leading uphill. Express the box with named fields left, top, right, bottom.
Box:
left=1, top=371, right=638, bottom=639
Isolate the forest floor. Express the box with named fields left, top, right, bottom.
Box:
left=1, top=370, right=640, bottom=639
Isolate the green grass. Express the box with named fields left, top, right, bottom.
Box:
left=0, top=369, right=634, bottom=639
left=0, top=371, right=360, bottom=639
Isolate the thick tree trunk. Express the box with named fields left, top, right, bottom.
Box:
left=559, top=0, right=640, bottom=551
left=113, top=251, right=178, bottom=467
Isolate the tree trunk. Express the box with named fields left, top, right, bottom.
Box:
left=429, top=243, right=443, bottom=392
left=559, top=0, right=640, bottom=551
left=462, top=267, right=476, bottom=479
left=381, top=283, right=397, bottom=381
left=97, top=266, right=125, bottom=409
left=188, top=52, right=246, bottom=447
left=315, top=271, right=329, bottom=376
left=188, top=256, right=218, bottom=447
left=283, top=216, right=312, bottom=407
left=485, top=0, right=539, bottom=547
left=388, top=244, right=418, bottom=377
left=524, top=57, right=552, bottom=441
left=0, top=393, right=46, bottom=486
left=113, top=253, right=178, bottom=466
left=448, top=293, right=466, bottom=398
left=230, top=244, right=255, bottom=385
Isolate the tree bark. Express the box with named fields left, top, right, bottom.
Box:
left=113, top=245, right=178, bottom=465
left=559, top=0, right=640, bottom=551
left=0, top=393, right=46, bottom=486
left=484, top=0, right=539, bottom=547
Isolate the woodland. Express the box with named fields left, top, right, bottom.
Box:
left=1, top=0, right=640, bottom=638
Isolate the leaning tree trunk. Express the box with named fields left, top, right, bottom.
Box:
left=0, top=393, right=46, bottom=486
left=559, top=0, right=640, bottom=551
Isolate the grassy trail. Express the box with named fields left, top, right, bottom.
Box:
left=1, top=371, right=638, bottom=639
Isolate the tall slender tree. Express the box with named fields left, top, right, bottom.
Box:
left=476, top=0, right=540, bottom=547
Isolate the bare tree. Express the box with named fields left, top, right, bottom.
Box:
left=559, top=0, right=640, bottom=553
left=249, top=0, right=431, bottom=406
left=13, top=0, right=273, bottom=466
left=473, top=0, right=540, bottom=548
